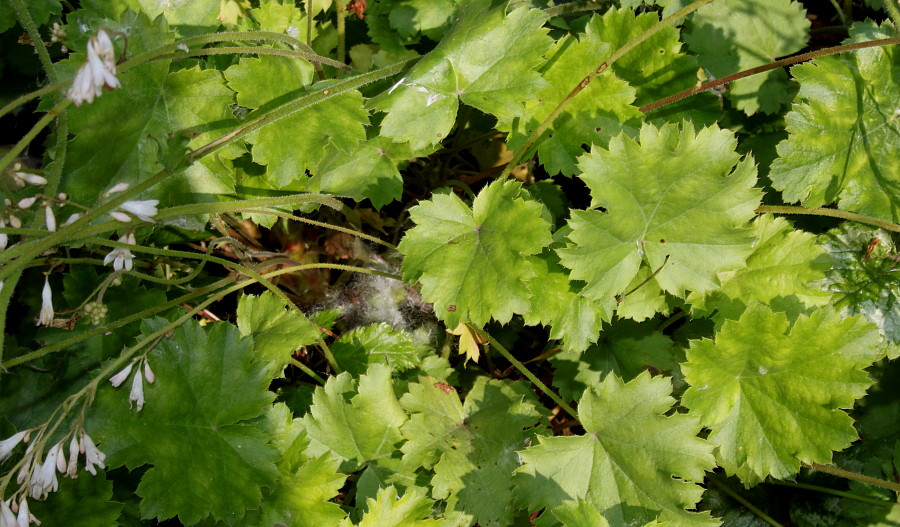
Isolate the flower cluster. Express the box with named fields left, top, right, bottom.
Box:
left=110, top=358, right=155, bottom=411
left=66, top=29, right=120, bottom=106
left=0, top=428, right=106, bottom=527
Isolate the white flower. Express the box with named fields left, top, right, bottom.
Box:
left=17, top=197, right=36, bottom=210
left=108, top=362, right=133, bottom=387
left=10, top=172, right=47, bottom=186
left=80, top=433, right=105, bottom=475
left=36, top=277, right=53, bottom=327
left=66, top=435, right=79, bottom=479
left=66, top=29, right=120, bottom=106
left=129, top=369, right=145, bottom=411
left=16, top=498, right=29, bottom=527
left=0, top=431, right=27, bottom=461
left=44, top=205, right=56, bottom=232
left=0, top=500, right=15, bottom=527
left=143, top=359, right=155, bottom=384
left=29, top=444, right=61, bottom=499
left=103, top=233, right=135, bottom=272
left=116, top=200, right=159, bottom=222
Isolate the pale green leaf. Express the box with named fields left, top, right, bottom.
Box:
left=550, top=321, right=677, bottom=401
left=682, top=304, right=883, bottom=485
left=515, top=372, right=717, bottom=526
left=375, top=4, right=550, bottom=150
left=237, top=291, right=322, bottom=377
left=557, top=122, right=761, bottom=302
left=398, top=179, right=552, bottom=327
left=769, top=21, right=900, bottom=222
left=400, top=377, right=544, bottom=526
left=309, top=137, right=410, bottom=208
left=502, top=12, right=642, bottom=176
left=684, top=0, right=809, bottom=115
left=341, top=486, right=444, bottom=527
left=688, top=214, right=832, bottom=318
left=331, top=323, right=429, bottom=375
left=524, top=251, right=611, bottom=353
left=303, top=364, right=407, bottom=468
left=551, top=500, right=611, bottom=527
left=225, top=56, right=369, bottom=187
left=90, top=319, right=279, bottom=525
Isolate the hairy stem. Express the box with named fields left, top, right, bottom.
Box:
left=757, top=206, right=900, bottom=233
left=771, top=480, right=895, bottom=507
left=641, top=37, right=900, bottom=114
left=501, top=0, right=717, bottom=178
left=470, top=325, right=578, bottom=419
left=806, top=462, right=900, bottom=492
left=708, top=476, right=784, bottom=527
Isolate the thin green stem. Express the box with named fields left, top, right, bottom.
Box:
left=806, top=463, right=900, bottom=493
left=756, top=206, right=900, bottom=233
left=232, top=209, right=397, bottom=250
left=0, top=80, right=68, bottom=122
left=709, top=476, right=784, bottom=527
left=501, top=0, right=717, bottom=178
left=188, top=58, right=413, bottom=162
left=543, top=1, right=607, bottom=17
left=641, top=37, right=900, bottom=114
left=469, top=325, right=578, bottom=419
left=290, top=357, right=326, bottom=384
left=152, top=45, right=349, bottom=69
left=317, top=337, right=341, bottom=373
left=771, top=480, right=895, bottom=507
left=85, top=236, right=297, bottom=312
left=827, top=0, right=847, bottom=25
left=1, top=276, right=232, bottom=369
left=157, top=193, right=346, bottom=218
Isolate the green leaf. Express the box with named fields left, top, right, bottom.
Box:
left=255, top=454, right=347, bottom=527
left=28, top=472, right=123, bottom=527
left=91, top=319, right=279, bottom=525
left=515, top=372, right=717, bottom=526
left=225, top=56, right=369, bottom=187
left=682, top=304, right=883, bottom=485
left=502, top=12, right=642, bottom=176
left=557, top=122, right=761, bottom=303
left=684, top=0, right=809, bottom=115
left=236, top=291, right=322, bottom=376
left=303, top=364, right=407, bottom=468
left=398, top=179, right=552, bottom=327
left=388, top=0, right=457, bottom=40
left=309, top=137, right=410, bottom=208
left=61, top=54, right=238, bottom=208
left=817, top=223, right=900, bottom=359
left=550, top=320, right=677, bottom=401
left=688, top=214, right=832, bottom=319
left=769, top=21, right=900, bottom=222
left=524, top=251, right=611, bottom=353
left=331, top=323, right=428, bottom=376
left=0, top=0, right=60, bottom=33
left=340, top=486, right=445, bottom=527
left=135, top=0, right=221, bottom=33
left=551, top=500, right=611, bottom=527
left=400, top=377, right=544, bottom=526
left=374, top=4, right=551, bottom=151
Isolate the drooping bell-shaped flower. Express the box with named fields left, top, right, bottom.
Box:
left=66, top=29, right=120, bottom=106
left=36, top=277, right=53, bottom=327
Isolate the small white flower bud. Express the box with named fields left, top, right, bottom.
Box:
left=61, top=213, right=81, bottom=227
left=129, top=370, right=145, bottom=411
left=66, top=435, right=79, bottom=479
left=104, top=182, right=129, bottom=195
left=109, top=362, right=133, bottom=387
left=17, top=197, right=37, bottom=209
left=44, top=205, right=56, bottom=232
left=109, top=211, right=132, bottom=223
left=19, top=173, right=48, bottom=186
left=36, top=277, right=54, bottom=327
left=143, top=360, right=155, bottom=384
left=8, top=215, right=21, bottom=228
